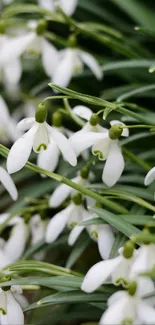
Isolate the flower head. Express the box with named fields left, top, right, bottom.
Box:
left=0, top=287, right=24, bottom=325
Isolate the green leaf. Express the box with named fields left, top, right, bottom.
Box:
left=109, top=233, right=127, bottom=258
left=66, top=233, right=91, bottom=269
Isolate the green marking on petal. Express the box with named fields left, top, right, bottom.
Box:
left=114, top=278, right=128, bottom=287
left=93, top=150, right=104, bottom=160
left=121, top=318, right=133, bottom=325
left=68, top=222, right=78, bottom=229
left=36, top=144, right=47, bottom=152
left=0, top=308, right=7, bottom=315
left=90, top=230, right=98, bottom=239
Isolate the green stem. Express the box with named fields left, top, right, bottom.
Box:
left=0, top=145, right=127, bottom=214
left=42, top=96, right=71, bottom=104
left=63, top=98, right=84, bottom=127
left=122, top=124, right=155, bottom=129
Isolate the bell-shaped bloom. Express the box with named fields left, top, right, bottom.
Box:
left=99, top=283, right=155, bottom=325
left=38, top=0, right=78, bottom=16
left=49, top=173, right=88, bottom=208
left=0, top=96, right=21, bottom=143
left=45, top=202, right=88, bottom=243
left=29, top=214, right=47, bottom=260
left=145, top=167, right=155, bottom=186
left=0, top=288, right=24, bottom=325
left=130, top=244, right=155, bottom=277
left=7, top=117, right=77, bottom=174
left=0, top=167, right=18, bottom=201
left=70, top=120, right=128, bottom=187
left=81, top=248, right=135, bottom=293
left=52, top=48, right=103, bottom=88
left=4, top=219, right=29, bottom=262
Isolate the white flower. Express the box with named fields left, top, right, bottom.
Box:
left=99, top=278, right=155, bottom=325
left=130, top=244, right=155, bottom=277
left=81, top=248, right=135, bottom=293
left=145, top=166, right=155, bottom=186
left=49, top=174, right=88, bottom=208
left=70, top=119, right=128, bottom=187
left=7, top=117, right=77, bottom=174
left=45, top=202, right=87, bottom=243
left=0, top=167, right=18, bottom=201
left=38, top=0, right=78, bottom=16
left=52, top=48, right=103, bottom=88
left=29, top=214, right=47, bottom=260
left=0, top=96, right=21, bottom=143
left=0, top=288, right=24, bottom=325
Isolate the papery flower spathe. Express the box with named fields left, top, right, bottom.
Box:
left=70, top=119, right=129, bottom=187
left=52, top=47, right=103, bottom=88
left=38, top=0, right=78, bottom=16
left=0, top=167, right=18, bottom=201
left=7, top=115, right=77, bottom=174
left=0, top=287, right=24, bottom=325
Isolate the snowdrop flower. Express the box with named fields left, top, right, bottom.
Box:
left=0, top=167, right=18, bottom=201
left=145, top=166, right=155, bottom=187
left=70, top=119, right=129, bottom=187
left=0, top=287, right=24, bottom=325
left=0, top=20, right=59, bottom=80
left=11, top=285, right=28, bottom=311
left=0, top=239, right=12, bottom=268
left=46, top=193, right=88, bottom=243
left=7, top=103, right=77, bottom=174
left=0, top=96, right=21, bottom=143
left=38, top=0, right=78, bottom=16
left=52, top=35, right=103, bottom=88
left=99, top=279, right=155, bottom=325
left=130, top=243, right=155, bottom=277
left=29, top=214, right=47, bottom=260
left=81, top=241, right=135, bottom=292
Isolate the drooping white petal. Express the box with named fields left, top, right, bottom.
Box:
left=7, top=123, right=38, bottom=174
left=0, top=167, right=18, bottom=201
left=102, top=141, right=124, bottom=187
left=41, top=39, right=59, bottom=77
left=33, top=122, right=49, bottom=153
left=72, top=105, right=93, bottom=121
left=79, top=50, right=103, bottom=80
left=37, top=141, right=60, bottom=173
left=38, top=0, right=55, bottom=11
left=29, top=214, right=46, bottom=245
left=136, top=276, right=155, bottom=297
left=45, top=204, right=73, bottom=243
left=68, top=225, right=85, bottom=246
left=0, top=248, right=12, bottom=268
left=137, top=301, right=155, bottom=324
left=61, top=0, right=78, bottom=15
left=0, top=33, right=36, bottom=66
left=97, top=225, right=115, bottom=260
left=0, top=96, right=10, bottom=125
left=50, top=126, right=77, bottom=166
left=3, top=58, right=22, bottom=85
left=70, top=131, right=107, bottom=157
left=111, top=258, right=132, bottom=284
left=144, top=167, right=155, bottom=186
left=110, top=120, right=129, bottom=137
left=81, top=257, right=121, bottom=293
left=4, top=222, right=28, bottom=261
left=4, top=292, right=24, bottom=325
left=17, top=117, right=35, bottom=131
left=12, top=293, right=28, bottom=310
left=0, top=291, right=7, bottom=315
left=108, top=290, right=126, bottom=306
left=130, top=244, right=155, bottom=276
left=52, top=49, right=75, bottom=88
left=49, top=177, right=78, bottom=208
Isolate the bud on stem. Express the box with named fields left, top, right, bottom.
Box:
left=89, top=114, right=99, bottom=126
left=109, top=124, right=123, bottom=140
left=72, top=193, right=82, bottom=205
left=123, top=240, right=135, bottom=259
left=52, top=112, right=62, bottom=127
left=35, top=103, right=47, bottom=123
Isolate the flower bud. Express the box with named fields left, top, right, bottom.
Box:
left=67, top=34, right=77, bottom=48
left=36, top=20, right=47, bottom=35
left=72, top=193, right=82, bottom=205
left=123, top=240, right=135, bottom=259
left=89, top=114, right=99, bottom=126
left=128, top=281, right=137, bottom=296
left=80, top=166, right=89, bottom=179
left=35, top=103, right=47, bottom=123
left=52, top=112, right=62, bottom=127
left=109, top=124, right=123, bottom=140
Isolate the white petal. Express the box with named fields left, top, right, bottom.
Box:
left=50, top=126, right=77, bottom=166
left=130, top=245, right=155, bottom=276
left=136, top=276, right=155, bottom=297
left=38, top=0, right=54, bottom=10
left=3, top=59, right=22, bottom=85
left=6, top=292, right=24, bottom=325
left=13, top=293, right=28, bottom=310
left=7, top=123, right=37, bottom=174
left=0, top=167, right=18, bottom=200
left=0, top=291, right=7, bottom=314
left=61, top=0, right=77, bottom=15
left=111, top=258, right=132, bottom=284
left=41, top=39, right=59, bottom=77
left=69, top=131, right=107, bottom=157
left=49, top=177, right=78, bottom=207
left=33, top=122, right=49, bottom=153
left=97, top=225, right=115, bottom=260
left=0, top=249, right=12, bottom=268
left=144, top=167, right=155, bottom=186
left=137, top=301, right=155, bottom=324
left=68, top=225, right=85, bottom=246
left=108, top=290, right=126, bottom=306
left=110, top=120, right=129, bottom=137
left=45, top=205, right=72, bottom=243
left=92, top=136, right=111, bottom=161
left=30, top=214, right=46, bottom=245
left=4, top=222, right=28, bottom=261
left=81, top=257, right=121, bottom=293
left=17, top=118, right=35, bottom=131
left=37, top=141, right=59, bottom=173
left=0, top=33, right=36, bottom=66
left=102, top=142, right=124, bottom=187
left=79, top=50, right=103, bottom=80
left=52, top=49, right=75, bottom=88
left=72, top=105, right=93, bottom=120
left=0, top=96, right=10, bottom=125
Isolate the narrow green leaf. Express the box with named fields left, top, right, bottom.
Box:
left=66, top=233, right=91, bottom=269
